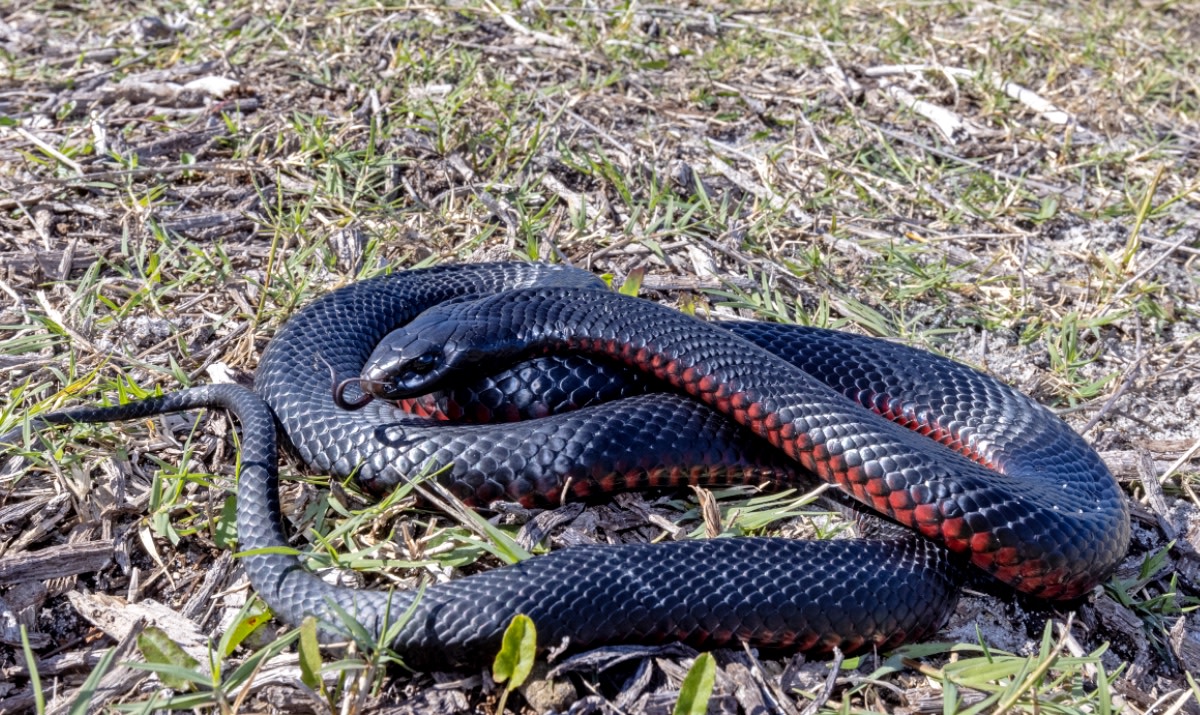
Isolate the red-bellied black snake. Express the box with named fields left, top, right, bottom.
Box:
left=3, top=262, right=1129, bottom=668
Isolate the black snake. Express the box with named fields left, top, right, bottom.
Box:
left=3, top=262, right=1129, bottom=667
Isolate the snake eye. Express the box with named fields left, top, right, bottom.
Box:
left=408, top=351, right=440, bottom=375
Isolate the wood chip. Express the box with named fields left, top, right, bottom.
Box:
left=67, top=591, right=211, bottom=665
left=1168, top=617, right=1200, bottom=678
left=0, top=540, right=113, bottom=584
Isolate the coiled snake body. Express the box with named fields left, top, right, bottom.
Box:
left=4, top=262, right=1129, bottom=667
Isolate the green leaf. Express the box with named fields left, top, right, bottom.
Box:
left=221, top=629, right=301, bottom=688
left=452, top=505, right=533, bottom=564
left=221, top=607, right=273, bottom=657
left=943, top=678, right=959, bottom=715
left=234, top=544, right=304, bottom=558
left=618, top=268, right=644, bottom=297
left=136, top=627, right=202, bottom=691
left=322, top=597, right=377, bottom=647
left=213, top=495, right=238, bottom=549
left=126, top=661, right=211, bottom=688
left=492, top=614, right=537, bottom=689
left=674, top=652, right=716, bottom=715
left=20, top=626, right=45, bottom=715
left=68, top=646, right=117, bottom=715
left=298, top=617, right=322, bottom=691
left=380, top=584, right=426, bottom=647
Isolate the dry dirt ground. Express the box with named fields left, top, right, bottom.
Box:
left=1, top=2, right=1199, bottom=714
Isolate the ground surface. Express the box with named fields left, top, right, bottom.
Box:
left=1, top=1, right=1199, bottom=713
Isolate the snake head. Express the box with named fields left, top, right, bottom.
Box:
left=362, top=308, right=524, bottom=400
left=361, top=321, right=456, bottom=400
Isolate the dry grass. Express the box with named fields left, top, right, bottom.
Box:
left=1, top=1, right=1199, bottom=713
